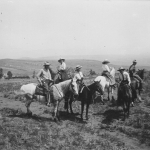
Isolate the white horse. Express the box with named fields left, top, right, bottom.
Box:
left=94, top=68, right=116, bottom=103
left=15, top=79, right=78, bottom=121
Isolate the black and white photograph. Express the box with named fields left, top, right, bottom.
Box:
left=0, top=0, right=150, bottom=149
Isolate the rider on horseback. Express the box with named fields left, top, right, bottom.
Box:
left=101, top=59, right=115, bottom=87
left=118, top=67, right=131, bottom=85
left=129, top=60, right=143, bottom=91
left=36, top=62, right=53, bottom=106
left=58, top=58, right=66, bottom=81
left=117, top=67, right=131, bottom=106
left=73, top=65, right=84, bottom=93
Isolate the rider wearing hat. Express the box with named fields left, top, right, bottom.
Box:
left=73, top=65, right=84, bottom=82
left=58, top=58, right=66, bottom=80
left=36, top=62, right=53, bottom=106
left=117, top=67, right=131, bottom=106
left=73, top=65, right=84, bottom=94
left=118, top=67, right=131, bottom=85
left=129, top=60, right=143, bottom=91
left=101, top=59, right=115, bottom=86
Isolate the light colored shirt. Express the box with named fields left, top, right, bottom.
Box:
left=36, top=68, right=52, bottom=81
left=102, top=64, right=110, bottom=72
left=73, top=71, right=84, bottom=81
left=119, top=71, right=131, bottom=85
left=59, top=62, right=66, bottom=71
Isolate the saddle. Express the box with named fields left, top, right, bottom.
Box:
left=35, top=84, right=45, bottom=96
left=35, top=80, right=54, bottom=96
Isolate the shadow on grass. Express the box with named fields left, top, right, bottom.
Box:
left=102, top=109, right=123, bottom=125
left=59, top=111, right=87, bottom=124
left=93, top=95, right=108, bottom=105
left=7, top=110, right=86, bottom=124
left=8, top=112, right=54, bottom=122
left=0, top=107, right=86, bottom=123
left=93, top=108, right=123, bottom=125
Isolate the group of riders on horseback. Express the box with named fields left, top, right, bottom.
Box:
left=36, top=58, right=144, bottom=106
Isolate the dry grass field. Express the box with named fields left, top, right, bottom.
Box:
left=0, top=59, right=150, bottom=150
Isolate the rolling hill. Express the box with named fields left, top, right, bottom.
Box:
left=0, top=59, right=150, bottom=77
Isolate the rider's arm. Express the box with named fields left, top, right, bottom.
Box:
left=36, top=69, right=43, bottom=85
left=125, top=72, right=131, bottom=85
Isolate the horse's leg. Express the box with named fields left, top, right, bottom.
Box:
left=86, top=101, right=89, bottom=120
left=122, top=101, right=126, bottom=120
left=101, top=95, right=105, bottom=105
left=64, top=97, right=69, bottom=113
left=127, top=100, right=131, bottom=117
left=53, top=101, right=59, bottom=122
left=138, top=90, right=142, bottom=102
left=57, top=102, right=60, bottom=121
left=107, top=87, right=110, bottom=101
left=92, top=92, right=96, bottom=104
left=69, top=96, right=74, bottom=114
left=81, top=100, right=85, bottom=120
left=25, top=94, right=33, bottom=116
left=111, top=88, right=115, bottom=102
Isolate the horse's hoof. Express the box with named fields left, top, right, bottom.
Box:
left=131, top=102, right=134, bottom=107
left=47, top=104, right=51, bottom=107
left=53, top=117, right=57, bottom=122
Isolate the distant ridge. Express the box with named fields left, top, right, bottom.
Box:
left=0, top=58, right=150, bottom=76
left=17, top=54, right=150, bottom=67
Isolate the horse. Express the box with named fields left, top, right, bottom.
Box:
left=117, top=82, right=132, bottom=120
left=130, top=69, right=145, bottom=105
left=65, top=81, right=103, bottom=120
left=94, top=68, right=116, bottom=103
left=14, top=79, right=78, bottom=121
left=49, top=67, right=74, bottom=84
left=47, top=67, right=75, bottom=106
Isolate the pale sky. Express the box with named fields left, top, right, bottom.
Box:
left=0, top=0, right=150, bottom=59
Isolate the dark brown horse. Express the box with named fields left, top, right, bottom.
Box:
left=130, top=69, right=145, bottom=104
left=65, top=81, right=103, bottom=120
left=118, top=82, right=132, bottom=120
left=49, top=67, right=74, bottom=84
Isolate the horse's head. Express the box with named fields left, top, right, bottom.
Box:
left=137, top=69, right=145, bottom=80
left=70, top=79, right=79, bottom=96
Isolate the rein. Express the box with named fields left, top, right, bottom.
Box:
left=54, top=84, right=63, bottom=98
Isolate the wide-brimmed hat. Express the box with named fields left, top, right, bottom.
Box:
left=58, top=58, right=65, bottom=62
left=133, top=60, right=137, bottom=63
left=43, top=62, right=50, bottom=66
left=118, top=67, right=125, bottom=71
left=75, top=65, right=82, bottom=71
left=102, top=59, right=110, bottom=64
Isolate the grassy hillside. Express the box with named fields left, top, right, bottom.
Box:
left=0, top=59, right=149, bottom=77
left=0, top=72, right=150, bottom=149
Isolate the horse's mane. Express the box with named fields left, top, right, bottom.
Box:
left=56, top=79, right=71, bottom=87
